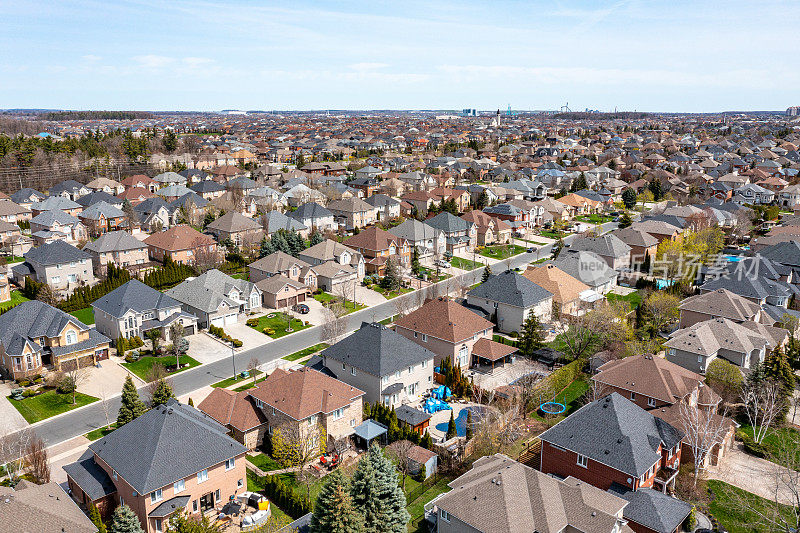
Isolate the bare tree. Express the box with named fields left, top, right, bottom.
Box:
left=193, top=245, right=222, bottom=274
left=582, top=379, right=615, bottom=405
left=0, top=429, right=33, bottom=485
left=742, top=378, right=783, bottom=444
left=271, top=421, right=326, bottom=470
left=679, top=399, right=730, bottom=486
left=170, top=322, right=185, bottom=369
left=99, top=386, right=113, bottom=429
left=320, top=308, right=348, bottom=345
left=393, top=294, right=413, bottom=319
left=63, top=363, right=91, bottom=405
left=25, top=434, right=50, bottom=484
left=248, top=357, right=260, bottom=385
left=387, top=439, right=415, bottom=490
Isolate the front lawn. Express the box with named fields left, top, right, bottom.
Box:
left=248, top=313, right=311, bottom=339
left=282, top=343, right=330, bottom=362
left=247, top=453, right=284, bottom=472
left=367, top=284, right=413, bottom=299
left=86, top=424, right=117, bottom=441
left=450, top=256, right=482, bottom=271
left=122, top=355, right=201, bottom=381
left=9, top=389, right=99, bottom=424
left=707, top=479, right=797, bottom=533
left=416, top=267, right=451, bottom=282
left=539, top=230, right=564, bottom=239
left=69, top=307, right=95, bottom=325
left=313, top=291, right=365, bottom=314
left=739, top=425, right=800, bottom=466
left=575, top=214, right=613, bottom=224
left=211, top=369, right=263, bottom=388
left=478, top=244, right=525, bottom=260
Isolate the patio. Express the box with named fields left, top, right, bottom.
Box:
left=465, top=357, right=550, bottom=391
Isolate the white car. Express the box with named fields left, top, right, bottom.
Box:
left=434, top=259, right=451, bottom=269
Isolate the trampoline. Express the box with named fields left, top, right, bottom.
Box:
left=539, top=401, right=566, bottom=415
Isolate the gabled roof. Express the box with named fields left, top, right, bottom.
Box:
left=610, top=227, right=659, bottom=248
left=249, top=251, right=312, bottom=274
left=83, top=230, right=146, bottom=254
left=679, top=288, right=761, bottom=322
left=198, top=387, right=267, bottom=433
left=289, top=202, right=333, bottom=220
left=0, top=300, right=93, bottom=355
left=522, top=264, right=589, bottom=305
left=425, top=212, right=472, bottom=233
left=468, top=271, right=552, bottom=308
left=0, top=481, right=96, bottom=533
left=608, top=485, right=692, bottom=533
left=388, top=218, right=441, bottom=242
left=569, top=234, right=631, bottom=258
left=248, top=367, right=364, bottom=421
left=321, top=322, right=436, bottom=377
left=206, top=211, right=261, bottom=233
left=394, top=297, right=493, bottom=343
left=166, top=269, right=256, bottom=313
left=24, top=239, right=89, bottom=266
left=664, top=317, right=787, bottom=357
left=30, top=209, right=80, bottom=227
left=89, top=399, right=246, bottom=495
left=260, top=210, right=307, bottom=234
left=550, top=250, right=617, bottom=288
left=93, top=280, right=181, bottom=318
left=594, top=354, right=705, bottom=405
left=144, top=225, right=215, bottom=251
left=344, top=226, right=405, bottom=252
left=326, top=197, right=375, bottom=213
left=540, top=393, right=683, bottom=478
left=31, top=197, right=80, bottom=211
left=78, top=201, right=125, bottom=220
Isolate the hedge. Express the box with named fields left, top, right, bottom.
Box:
left=208, top=325, right=243, bottom=347
left=260, top=474, right=311, bottom=518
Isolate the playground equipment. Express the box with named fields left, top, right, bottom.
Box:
left=538, top=401, right=567, bottom=415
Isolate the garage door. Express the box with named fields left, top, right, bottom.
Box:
left=224, top=313, right=237, bottom=326
left=210, top=316, right=224, bottom=328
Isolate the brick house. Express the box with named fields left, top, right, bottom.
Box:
left=144, top=225, right=218, bottom=265
left=198, top=388, right=268, bottom=450
left=344, top=226, right=411, bottom=276
left=65, top=399, right=248, bottom=533
left=539, top=393, right=683, bottom=494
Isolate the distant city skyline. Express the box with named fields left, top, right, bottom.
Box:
left=2, top=0, right=797, bottom=112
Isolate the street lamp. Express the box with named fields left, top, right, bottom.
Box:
left=231, top=339, right=236, bottom=381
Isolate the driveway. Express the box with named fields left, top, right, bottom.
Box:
left=354, top=285, right=388, bottom=307
left=77, top=356, right=136, bottom=397
left=185, top=333, right=232, bottom=364
left=226, top=321, right=272, bottom=350
left=0, top=381, right=29, bottom=436
left=706, top=442, right=797, bottom=504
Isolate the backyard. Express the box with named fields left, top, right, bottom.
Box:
left=247, top=453, right=284, bottom=472
left=406, top=476, right=453, bottom=532
left=9, top=389, right=99, bottom=423
left=8, top=290, right=29, bottom=306
left=122, top=355, right=201, bottom=381
left=606, top=290, right=642, bottom=310
left=313, top=291, right=366, bottom=314
left=69, top=307, right=95, bottom=325
left=478, top=244, right=526, bottom=260
left=530, top=378, right=590, bottom=424
left=248, top=313, right=311, bottom=339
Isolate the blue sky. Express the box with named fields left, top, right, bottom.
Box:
left=1, top=0, right=798, bottom=112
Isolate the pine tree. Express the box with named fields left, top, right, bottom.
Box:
left=420, top=431, right=433, bottom=450
left=380, top=259, right=400, bottom=291
left=410, top=246, right=420, bottom=277
left=117, top=375, right=147, bottom=427
left=311, top=469, right=365, bottom=533
left=311, top=231, right=325, bottom=246
left=446, top=412, right=457, bottom=440
left=150, top=378, right=174, bottom=407
left=618, top=212, right=632, bottom=229
left=350, top=444, right=409, bottom=533
left=622, top=188, right=637, bottom=209
left=481, top=264, right=492, bottom=283
left=110, top=504, right=144, bottom=533
left=519, top=314, right=545, bottom=357
left=465, top=409, right=474, bottom=440
left=88, top=502, right=107, bottom=533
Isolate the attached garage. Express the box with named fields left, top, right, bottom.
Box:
left=224, top=313, right=237, bottom=326
left=210, top=316, right=225, bottom=328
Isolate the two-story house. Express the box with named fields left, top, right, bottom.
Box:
left=344, top=226, right=411, bottom=276
left=466, top=271, right=553, bottom=334
left=205, top=212, right=263, bottom=247
left=83, top=230, right=150, bottom=274
left=569, top=234, right=632, bottom=271
left=364, top=194, right=401, bottom=221
left=461, top=210, right=512, bottom=246
left=298, top=239, right=366, bottom=283
left=144, top=225, right=218, bottom=265
left=78, top=201, right=128, bottom=237
left=540, top=393, right=683, bottom=494
left=0, top=300, right=110, bottom=379
left=326, top=197, right=379, bottom=230
left=316, top=322, right=436, bottom=407
left=12, top=239, right=95, bottom=293
left=248, top=251, right=317, bottom=288
left=288, top=202, right=337, bottom=233
left=65, top=399, right=247, bottom=533
left=425, top=212, right=476, bottom=255
left=166, top=269, right=261, bottom=329
left=395, top=297, right=493, bottom=368
left=388, top=219, right=446, bottom=262
left=0, top=199, right=32, bottom=224
left=93, top=279, right=198, bottom=340
left=29, top=209, right=88, bottom=244
left=678, top=288, right=769, bottom=329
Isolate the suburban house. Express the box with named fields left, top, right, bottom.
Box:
left=388, top=218, right=446, bottom=261
left=0, top=300, right=110, bottom=380
left=134, top=197, right=178, bottom=231
left=540, top=393, right=683, bottom=493
left=248, top=250, right=317, bottom=288
left=466, top=271, right=553, bottom=333
left=205, top=212, right=263, bottom=247
left=569, top=234, right=632, bottom=270
left=288, top=202, right=337, bottom=232
left=551, top=249, right=618, bottom=294
left=395, top=297, right=493, bottom=368
left=593, top=354, right=735, bottom=469
left=12, top=239, right=95, bottom=293
left=29, top=209, right=88, bottom=244
left=86, top=177, right=125, bottom=195
left=629, top=220, right=682, bottom=244
left=122, top=174, right=159, bottom=193
left=255, top=274, right=310, bottom=310
left=298, top=239, right=366, bottom=282
left=166, top=269, right=262, bottom=328
left=31, top=197, right=82, bottom=217
left=364, top=194, right=401, bottom=221
left=198, top=388, right=268, bottom=450
left=144, top=225, right=218, bottom=265
left=316, top=322, right=436, bottom=407
left=678, top=288, right=770, bottom=328
left=611, top=227, right=659, bottom=266
left=93, top=279, right=198, bottom=340
left=461, top=210, right=512, bottom=246
left=77, top=201, right=128, bottom=237
left=64, top=399, right=247, bottom=533
left=259, top=210, right=309, bottom=237
left=0, top=219, right=30, bottom=256
left=326, top=197, right=378, bottom=230
left=248, top=367, right=365, bottom=448
left=425, top=212, right=476, bottom=255
left=431, top=454, right=634, bottom=533
left=664, top=317, right=787, bottom=374
left=0, top=480, right=96, bottom=533
left=0, top=199, right=31, bottom=224
left=83, top=230, right=150, bottom=274
left=608, top=484, right=693, bottom=533
left=344, top=226, right=411, bottom=276
left=523, top=263, right=594, bottom=317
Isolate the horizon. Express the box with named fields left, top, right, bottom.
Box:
left=2, top=0, right=798, bottom=112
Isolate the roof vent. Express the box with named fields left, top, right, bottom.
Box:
left=592, top=512, right=597, bottom=517
left=167, top=408, right=173, bottom=414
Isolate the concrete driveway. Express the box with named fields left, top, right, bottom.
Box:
left=77, top=356, right=137, bottom=397
left=226, top=321, right=272, bottom=350
left=0, top=382, right=29, bottom=436
left=354, top=285, right=388, bottom=307
left=706, top=442, right=797, bottom=504
left=185, top=333, right=232, bottom=364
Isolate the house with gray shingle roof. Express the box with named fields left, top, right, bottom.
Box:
left=425, top=212, right=476, bottom=254
left=568, top=234, right=632, bottom=270
left=288, top=202, right=337, bottom=232
left=12, top=239, right=95, bottom=292
left=78, top=200, right=128, bottom=237
left=166, top=269, right=261, bottom=328
left=83, top=230, right=149, bottom=273
left=65, top=399, right=247, bottom=533
left=466, top=271, right=553, bottom=333
left=388, top=218, right=445, bottom=260
left=29, top=209, right=87, bottom=244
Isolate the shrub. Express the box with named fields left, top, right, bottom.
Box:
left=125, top=354, right=138, bottom=364
left=737, top=429, right=768, bottom=458
left=18, top=380, right=30, bottom=387
left=232, top=339, right=243, bottom=348
left=56, top=375, right=76, bottom=395
left=33, top=377, right=43, bottom=384
left=510, top=331, right=519, bottom=338
left=22, top=388, right=37, bottom=398
left=684, top=507, right=697, bottom=531
left=263, top=327, right=275, bottom=335
left=246, top=318, right=259, bottom=327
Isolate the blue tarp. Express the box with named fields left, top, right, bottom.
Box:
left=432, top=385, right=451, bottom=400
left=423, top=398, right=452, bottom=414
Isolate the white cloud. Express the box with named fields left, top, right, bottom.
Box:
left=132, top=55, right=175, bottom=68
left=81, top=54, right=101, bottom=62
left=348, top=62, right=389, bottom=71
left=182, top=57, right=214, bottom=67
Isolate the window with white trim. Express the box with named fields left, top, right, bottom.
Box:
left=440, top=509, right=451, bottom=523
left=351, top=367, right=356, bottom=376
left=225, top=458, right=235, bottom=470
left=309, top=415, right=317, bottom=426
left=630, top=392, right=636, bottom=400
left=192, top=499, right=198, bottom=513
left=421, top=334, right=428, bottom=342
left=65, top=330, right=77, bottom=345
left=647, top=397, right=656, bottom=407
left=197, top=469, right=208, bottom=483
left=150, top=488, right=163, bottom=503
left=577, top=454, right=588, bottom=468
left=332, top=408, right=344, bottom=420
left=173, top=479, right=185, bottom=493
left=238, top=479, right=244, bottom=489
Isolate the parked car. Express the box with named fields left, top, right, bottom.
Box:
left=293, top=303, right=310, bottom=314
left=526, top=247, right=535, bottom=253
left=435, top=259, right=451, bottom=269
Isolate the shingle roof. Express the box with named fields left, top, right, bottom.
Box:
left=664, top=317, right=787, bottom=357
left=83, top=230, right=147, bottom=254
left=89, top=399, right=246, bottom=495
left=321, top=322, right=436, bottom=377
left=24, top=239, right=89, bottom=266
left=0, top=481, right=96, bottom=533
left=608, top=485, right=692, bottom=533
left=144, top=225, right=215, bottom=251
left=30, top=209, right=80, bottom=226
left=166, top=269, right=255, bottom=313
left=92, top=279, right=181, bottom=318
left=425, top=212, right=472, bottom=233
left=344, top=226, right=404, bottom=252
left=206, top=211, right=261, bottom=233
left=394, top=404, right=431, bottom=427
left=198, top=387, right=267, bottom=433
left=678, top=288, right=761, bottom=322
left=261, top=210, right=307, bottom=234
left=394, top=297, right=493, bottom=343
left=468, top=271, right=552, bottom=308
left=594, top=354, right=706, bottom=405
left=62, top=450, right=116, bottom=501
left=78, top=200, right=126, bottom=220
left=550, top=250, right=617, bottom=288
left=540, top=393, right=683, bottom=478
left=569, top=234, right=631, bottom=258
left=522, top=264, right=589, bottom=305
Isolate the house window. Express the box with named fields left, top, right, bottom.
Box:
left=154, top=518, right=163, bottom=533
left=53, top=276, right=61, bottom=283
left=197, top=469, right=208, bottom=483
left=697, top=356, right=702, bottom=363
left=309, top=415, right=317, bottom=425
left=647, top=397, right=656, bottom=407
left=150, top=488, right=163, bottom=503
left=381, top=375, right=389, bottom=384
left=350, top=419, right=356, bottom=427
left=421, top=360, right=428, bottom=368
left=440, top=509, right=451, bottom=523
left=173, top=479, right=185, bottom=493
left=351, top=367, right=356, bottom=376
left=225, top=458, right=235, bottom=471
left=577, top=454, right=588, bottom=468
left=459, top=345, right=468, bottom=366
left=332, top=408, right=344, bottom=420
left=238, top=479, right=244, bottom=489
left=112, top=470, right=118, bottom=480
left=66, top=330, right=78, bottom=345
left=630, top=392, right=636, bottom=400
left=408, top=366, right=413, bottom=374
left=421, top=334, right=427, bottom=342
left=272, top=407, right=276, bottom=415
left=413, top=331, right=418, bottom=338
left=342, top=363, right=346, bottom=370
left=215, top=489, right=220, bottom=502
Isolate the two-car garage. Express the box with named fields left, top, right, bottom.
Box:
left=210, top=312, right=238, bottom=328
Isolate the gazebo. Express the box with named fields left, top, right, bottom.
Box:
left=352, top=419, right=388, bottom=449
left=470, top=338, right=517, bottom=372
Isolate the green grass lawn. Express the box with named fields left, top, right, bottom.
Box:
left=606, top=290, right=642, bottom=310
left=4, top=256, right=25, bottom=264
left=232, top=375, right=268, bottom=392
left=86, top=424, right=117, bottom=441
left=417, top=267, right=451, bottom=282
left=282, top=343, right=330, bottom=361
left=247, top=453, right=284, bottom=472
left=249, top=314, right=311, bottom=338
left=8, top=290, right=29, bottom=306
left=575, top=214, right=613, bottom=224
left=367, top=284, right=413, bottom=299
left=211, top=369, right=263, bottom=388
left=518, top=238, right=548, bottom=246
left=531, top=378, right=590, bottom=423
left=707, top=479, right=797, bottom=533
left=69, top=307, right=95, bottom=325
left=539, top=230, right=564, bottom=239
left=406, top=476, right=453, bottom=532
left=739, top=425, right=800, bottom=466
left=122, top=355, right=201, bottom=381
left=313, top=291, right=366, bottom=313
left=9, top=389, right=99, bottom=423
left=450, top=256, right=482, bottom=270
left=478, top=244, right=525, bottom=260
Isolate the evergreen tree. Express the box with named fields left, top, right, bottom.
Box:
left=310, top=231, right=325, bottom=246
left=618, top=212, right=633, bottom=229
left=110, top=504, right=144, bottom=533
left=648, top=178, right=662, bottom=201
left=519, top=314, right=545, bottom=357
left=420, top=431, right=433, bottom=450
left=465, top=409, right=474, bottom=440
left=622, top=188, right=637, bottom=209
left=641, top=252, right=651, bottom=274
left=481, top=264, right=492, bottom=283
left=311, top=469, right=365, bottom=533
left=410, top=246, right=420, bottom=277
left=380, top=259, right=400, bottom=291
left=88, top=502, right=107, bottom=533
left=150, top=378, right=174, bottom=407
left=475, top=190, right=489, bottom=210
left=552, top=238, right=564, bottom=259
left=446, top=412, right=457, bottom=440
left=117, top=375, right=147, bottom=427
left=350, top=444, right=409, bottom=533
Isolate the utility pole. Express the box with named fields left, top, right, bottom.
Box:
left=231, top=339, right=236, bottom=380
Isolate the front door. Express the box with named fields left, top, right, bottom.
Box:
left=200, top=492, right=214, bottom=512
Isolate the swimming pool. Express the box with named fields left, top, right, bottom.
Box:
left=435, top=406, right=487, bottom=437
left=722, top=254, right=743, bottom=263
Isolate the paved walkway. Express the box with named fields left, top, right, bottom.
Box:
left=706, top=442, right=797, bottom=504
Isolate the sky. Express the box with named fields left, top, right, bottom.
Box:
left=1, top=0, right=798, bottom=112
